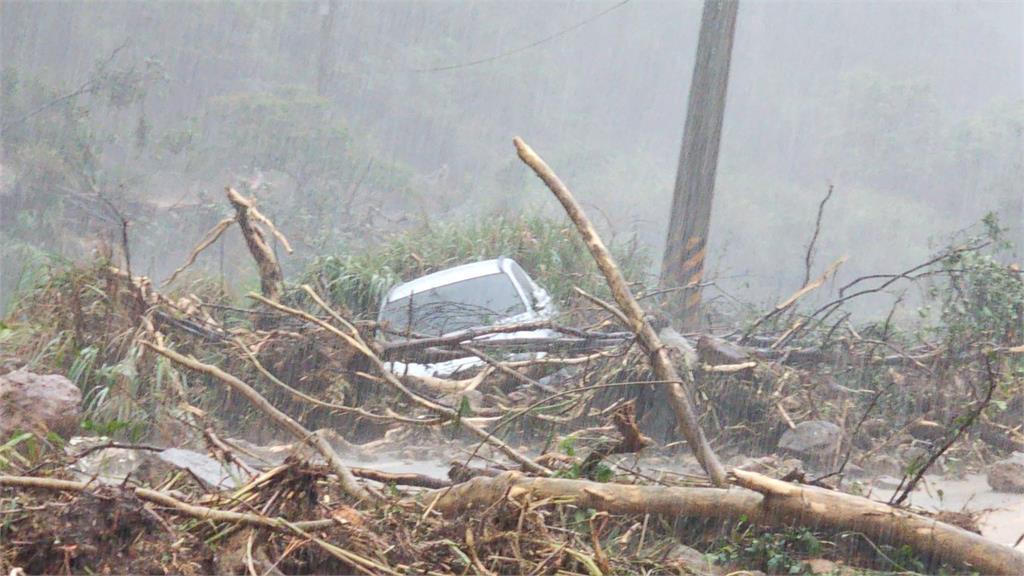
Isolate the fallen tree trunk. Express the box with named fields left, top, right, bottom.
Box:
left=514, top=136, right=726, bottom=486
left=427, top=469, right=1024, bottom=575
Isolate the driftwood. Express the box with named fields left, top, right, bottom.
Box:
left=0, top=475, right=336, bottom=531
left=252, top=287, right=551, bottom=475
left=141, top=341, right=374, bottom=502
left=514, top=136, right=726, bottom=486
left=427, top=469, right=1024, bottom=575
left=0, top=474, right=395, bottom=574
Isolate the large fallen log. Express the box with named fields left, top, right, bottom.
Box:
left=427, top=469, right=1024, bottom=575
left=514, top=137, right=726, bottom=486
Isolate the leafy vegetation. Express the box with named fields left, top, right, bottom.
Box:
left=302, top=212, right=650, bottom=317
left=928, top=215, right=1024, bottom=349
left=708, top=522, right=825, bottom=575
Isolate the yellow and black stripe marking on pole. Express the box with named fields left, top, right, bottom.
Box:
left=680, top=235, right=706, bottom=326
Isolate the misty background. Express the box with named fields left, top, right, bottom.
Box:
left=2, top=0, right=1021, bottom=317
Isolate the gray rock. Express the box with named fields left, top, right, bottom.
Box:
left=778, top=420, right=842, bottom=461
left=0, top=369, right=81, bottom=439
left=872, top=475, right=903, bottom=489
left=900, top=445, right=930, bottom=467
left=662, top=543, right=723, bottom=576
left=986, top=452, right=1024, bottom=493
left=68, top=437, right=166, bottom=485
left=158, top=448, right=248, bottom=489
left=842, top=462, right=866, bottom=478
left=862, top=454, right=902, bottom=477
left=537, top=366, right=579, bottom=389
left=861, top=418, right=888, bottom=438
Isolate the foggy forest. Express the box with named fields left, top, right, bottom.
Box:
left=1, top=1, right=1022, bottom=574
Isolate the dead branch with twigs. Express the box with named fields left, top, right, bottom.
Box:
left=514, top=136, right=727, bottom=487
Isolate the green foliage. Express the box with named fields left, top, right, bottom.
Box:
left=709, top=523, right=825, bottom=575
left=81, top=418, right=146, bottom=442
left=928, top=214, right=1024, bottom=347
left=550, top=436, right=614, bottom=482
left=0, top=432, right=36, bottom=470
left=302, top=212, right=650, bottom=318
left=888, top=544, right=927, bottom=574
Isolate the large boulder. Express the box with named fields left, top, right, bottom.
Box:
left=778, top=420, right=842, bottom=462
left=986, top=452, right=1024, bottom=493
left=0, top=369, right=81, bottom=439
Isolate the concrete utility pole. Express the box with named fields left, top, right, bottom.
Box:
left=660, top=0, right=739, bottom=329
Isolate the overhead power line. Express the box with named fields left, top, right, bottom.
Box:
left=417, top=0, right=632, bottom=73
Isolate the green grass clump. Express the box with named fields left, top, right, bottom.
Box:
left=302, top=212, right=651, bottom=318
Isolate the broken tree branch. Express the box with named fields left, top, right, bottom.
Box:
left=802, top=184, right=834, bottom=286
left=235, top=338, right=441, bottom=426
left=226, top=187, right=286, bottom=301
left=380, top=320, right=552, bottom=357
left=251, top=288, right=550, bottom=475
left=140, top=340, right=375, bottom=502
left=743, top=256, right=846, bottom=340
left=889, top=355, right=999, bottom=506
left=164, top=217, right=236, bottom=286
left=514, top=136, right=726, bottom=486
left=0, top=475, right=336, bottom=531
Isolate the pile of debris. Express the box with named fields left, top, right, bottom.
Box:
left=2, top=138, right=1022, bottom=575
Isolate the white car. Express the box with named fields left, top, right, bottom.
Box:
left=378, top=257, right=557, bottom=377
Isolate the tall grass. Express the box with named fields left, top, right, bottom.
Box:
left=302, top=213, right=651, bottom=317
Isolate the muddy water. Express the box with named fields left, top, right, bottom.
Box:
left=353, top=458, right=451, bottom=478
left=906, top=474, right=1024, bottom=549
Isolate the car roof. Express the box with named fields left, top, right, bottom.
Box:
left=384, top=258, right=509, bottom=303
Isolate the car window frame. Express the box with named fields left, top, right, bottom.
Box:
left=502, top=259, right=537, bottom=313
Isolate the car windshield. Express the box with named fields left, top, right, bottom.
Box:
left=380, top=272, right=527, bottom=337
